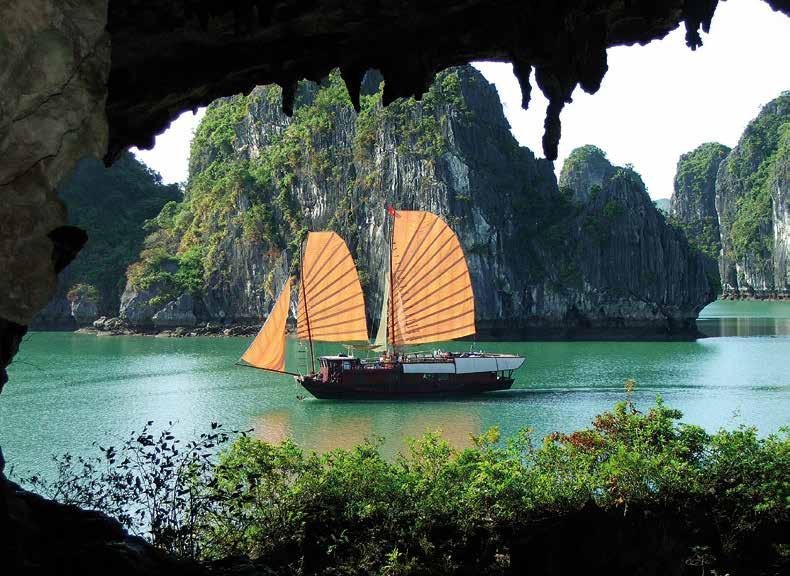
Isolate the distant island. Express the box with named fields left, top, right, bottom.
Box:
left=670, top=92, right=789, bottom=300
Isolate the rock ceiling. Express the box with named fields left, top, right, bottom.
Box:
left=105, top=0, right=789, bottom=163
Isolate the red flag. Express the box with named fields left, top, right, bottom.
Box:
left=386, top=205, right=397, bottom=217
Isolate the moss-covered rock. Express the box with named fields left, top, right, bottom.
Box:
left=716, top=92, right=789, bottom=294
left=670, top=142, right=730, bottom=260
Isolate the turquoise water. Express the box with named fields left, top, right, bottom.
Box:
left=1, top=300, right=788, bottom=478
left=698, top=299, right=790, bottom=336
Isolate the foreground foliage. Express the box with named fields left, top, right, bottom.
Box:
left=19, top=395, right=789, bottom=575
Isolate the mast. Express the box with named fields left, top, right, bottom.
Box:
left=388, top=210, right=395, bottom=355
left=372, top=275, right=388, bottom=351
left=299, top=237, right=315, bottom=374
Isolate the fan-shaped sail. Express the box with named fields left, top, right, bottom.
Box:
left=391, top=210, right=475, bottom=346
left=241, top=277, right=293, bottom=372
left=297, top=232, right=369, bottom=342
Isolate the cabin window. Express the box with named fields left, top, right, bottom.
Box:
left=423, top=373, right=449, bottom=381
left=342, top=361, right=351, bottom=371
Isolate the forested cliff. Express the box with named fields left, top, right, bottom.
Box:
left=671, top=92, right=789, bottom=298
left=31, top=154, right=180, bottom=329
left=118, top=65, right=714, bottom=337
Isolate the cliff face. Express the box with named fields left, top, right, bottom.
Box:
left=557, top=146, right=715, bottom=332
left=670, top=143, right=730, bottom=259
left=122, top=66, right=714, bottom=337
left=669, top=142, right=730, bottom=294
left=774, top=129, right=790, bottom=291
left=715, top=92, right=789, bottom=295
left=669, top=93, right=789, bottom=298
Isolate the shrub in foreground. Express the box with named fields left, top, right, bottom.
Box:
left=18, top=396, right=789, bottom=575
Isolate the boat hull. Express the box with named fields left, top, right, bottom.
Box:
left=297, top=371, right=514, bottom=400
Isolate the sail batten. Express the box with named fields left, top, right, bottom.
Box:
left=305, top=248, right=356, bottom=290
left=390, top=210, right=475, bottom=346
left=403, top=285, right=471, bottom=315
left=394, top=220, right=441, bottom=281
left=405, top=296, right=475, bottom=326
left=241, top=277, right=293, bottom=372
left=395, top=224, right=452, bottom=283
left=301, top=236, right=336, bottom=282
left=297, top=231, right=369, bottom=343
left=399, top=256, right=466, bottom=300
left=300, top=275, right=361, bottom=311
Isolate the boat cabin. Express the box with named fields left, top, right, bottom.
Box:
left=319, top=355, right=361, bottom=381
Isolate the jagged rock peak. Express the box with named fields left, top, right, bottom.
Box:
left=559, top=145, right=613, bottom=203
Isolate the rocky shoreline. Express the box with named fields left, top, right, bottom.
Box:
left=719, top=290, right=790, bottom=301
left=73, top=316, right=263, bottom=338
left=38, top=297, right=790, bottom=341
left=59, top=315, right=709, bottom=341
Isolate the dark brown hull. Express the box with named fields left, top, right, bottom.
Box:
left=297, top=369, right=514, bottom=399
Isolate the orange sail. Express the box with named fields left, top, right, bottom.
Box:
left=297, top=232, right=369, bottom=342
left=390, top=210, right=475, bottom=345
left=241, top=277, right=293, bottom=371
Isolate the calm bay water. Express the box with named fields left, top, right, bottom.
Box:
left=1, top=300, right=788, bottom=478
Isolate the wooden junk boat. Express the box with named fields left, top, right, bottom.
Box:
left=240, top=209, right=525, bottom=399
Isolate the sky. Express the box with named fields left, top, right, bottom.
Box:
left=132, top=0, right=789, bottom=200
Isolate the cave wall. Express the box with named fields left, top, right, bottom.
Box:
left=103, top=0, right=722, bottom=164
left=0, top=0, right=109, bottom=326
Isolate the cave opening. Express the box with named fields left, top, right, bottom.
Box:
left=1, top=1, right=789, bottom=573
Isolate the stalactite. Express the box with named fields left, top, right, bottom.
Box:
left=341, top=66, right=366, bottom=113
left=105, top=1, right=788, bottom=161
left=281, top=82, right=296, bottom=117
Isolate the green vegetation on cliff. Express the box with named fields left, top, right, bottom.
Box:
left=66, top=283, right=99, bottom=305
left=675, top=143, right=729, bottom=199
left=670, top=142, right=729, bottom=261
left=129, top=69, right=469, bottom=304
left=56, top=153, right=180, bottom=313
left=120, top=68, right=713, bottom=327
left=22, top=394, right=789, bottom=574
left=727, top=92, right=789, bottom=267
left=559, top=144, right=608, bottom=183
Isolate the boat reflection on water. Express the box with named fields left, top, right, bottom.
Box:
left=251, top=402, right=483, bottom=457
left=250, top=410, right=292, bottom=446
left=251, top=410, right=375, bottom=452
